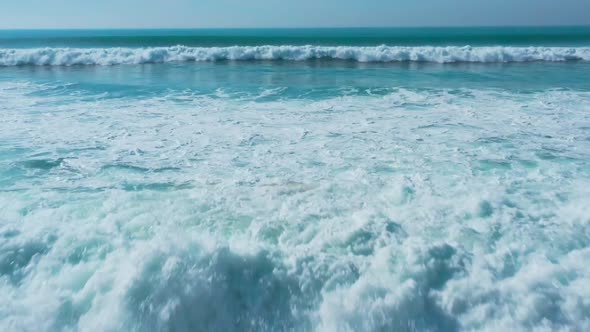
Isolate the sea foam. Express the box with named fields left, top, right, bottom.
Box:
left=1, top=81, right=590, bottom=331
left=0, top=45, right=589, bottom=66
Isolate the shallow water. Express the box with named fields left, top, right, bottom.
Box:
left=1, top=29, right=590, bottom=331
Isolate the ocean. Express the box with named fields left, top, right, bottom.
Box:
left=1, top=27, right=589, bottom=331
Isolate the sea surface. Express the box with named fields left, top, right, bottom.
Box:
left=1, top=27, right=590, bottom=332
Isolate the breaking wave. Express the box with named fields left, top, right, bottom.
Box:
left=1, top=45, right=590, bottom=66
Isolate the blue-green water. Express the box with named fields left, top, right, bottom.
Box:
left=2, top=27, right=590, bottom=47
left=1, top=28, right=590, bottom=332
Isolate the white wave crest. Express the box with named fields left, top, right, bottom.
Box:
left=0, top=45, right=589, bottom=66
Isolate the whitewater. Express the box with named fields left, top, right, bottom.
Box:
left=1, top=45, right=590, bottom=66
left=1, top=27, right=590, bottom=332
left=2, top=81, right=590, bottom=331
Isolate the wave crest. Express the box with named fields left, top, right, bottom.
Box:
left=0, top=45, right=589, bottom=66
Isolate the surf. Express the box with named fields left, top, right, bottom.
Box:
left=1, top=45, right=589, bottom=66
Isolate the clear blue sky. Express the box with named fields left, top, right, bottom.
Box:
left=1, top=0, right=590, bottom=29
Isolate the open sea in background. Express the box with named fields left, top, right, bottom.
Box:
left=1, top=27, right=590, bottom=331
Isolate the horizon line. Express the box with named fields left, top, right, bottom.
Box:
left=1, top=24, right=590, bottom=31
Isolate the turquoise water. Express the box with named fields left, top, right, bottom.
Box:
left=2, top=27, right=590, bottom=47
left=1, top=28, right=590, bottom=331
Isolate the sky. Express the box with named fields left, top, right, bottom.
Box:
left=1, top=0, right=590, bottom=29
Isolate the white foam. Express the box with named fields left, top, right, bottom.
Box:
left=1, top=84, right=590, bottom=331
left=0, top=45, right=589, bottom=66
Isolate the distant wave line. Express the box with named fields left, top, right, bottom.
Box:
left=1, top=45, right=589, bottom=66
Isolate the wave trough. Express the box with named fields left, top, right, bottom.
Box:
left=1, top=45, right=590, bottom=66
